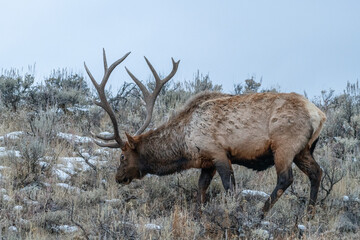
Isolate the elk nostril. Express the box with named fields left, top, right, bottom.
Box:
left=115, top=176, right=122, bottom=184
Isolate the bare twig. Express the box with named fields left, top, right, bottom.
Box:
left=76, top=148, right=97, bottom=173
left=70, top=200, right=90, bottom=240
left=320, top=165, right=345, bottom=204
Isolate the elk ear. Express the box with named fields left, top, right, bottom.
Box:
left=125, top=132, right=137, bottom=150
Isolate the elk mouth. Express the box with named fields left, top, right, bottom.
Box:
left=116, top=175, right=132, bottom=185
left=122, top=177, right=132, bottom=185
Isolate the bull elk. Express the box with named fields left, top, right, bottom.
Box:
left=84, top=49, right=326, bottom=218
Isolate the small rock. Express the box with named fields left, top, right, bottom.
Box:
left=13, top=205, right=23, bottom=212
left=343, top=196, right=350, bottom=202
left=58, top=225, right=78, bottom=233
left=8, top=226, right=18, bottom=232
left=145, top=223, right=162, bottom=230
left=298, top=224, right=306, bottom=231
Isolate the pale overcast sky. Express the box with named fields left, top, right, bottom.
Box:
left=1, top=0, right=359, bottom=98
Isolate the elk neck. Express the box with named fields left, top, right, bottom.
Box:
left=135, top=121, right=191, bottom=176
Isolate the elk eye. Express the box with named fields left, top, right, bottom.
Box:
left=120, top=154, right=125, bottom=160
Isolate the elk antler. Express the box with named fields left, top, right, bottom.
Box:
left=125, top=57, right=180, bottom=135
left=84, top=49, right=131, bottom=148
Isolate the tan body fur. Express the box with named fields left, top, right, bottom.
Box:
left=185, top=92, right=325, bottom=169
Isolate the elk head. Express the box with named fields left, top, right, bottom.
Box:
left=84, top=49, right=179, bottom=184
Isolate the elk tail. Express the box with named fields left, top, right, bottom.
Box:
left=305, top=101, right=327, bottom=149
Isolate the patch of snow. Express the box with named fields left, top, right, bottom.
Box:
left=61, top=156, right=85, bottom=163
left=38, top=161, right=49, bottom=168
left=13, top=205, right=23, bottom=211
left=98, top=132, right=113, bottom=138
left=56, top=183, right=81, bottom=194
left=94, top=148, right=110, bottom=155
left=39, top=156, right=54, bottom=161
left=333, top=137, right=340, bottom=142
left=8, top=226, right=18, bottom=232
left=252, top=229, right=270, bottom=239
left=3, top=194, right=11, bottom=202
left=298, top=225, right=306, bottom=231
left=56, top=183, right=72, bottom=189
left=343, top=196, right=349, bottom=202
left=58, top=156, right=99, bottom=173
left=25, top=200, right=39, bottom=205
left=0, top=131, right=24, bottom=142
left=0, top=188, right=6, bottom=194
left=19, top=218, right=29, bottom=224
left=144, top=223, right=162, bottom=230
left=120, top=221, right=162, bottom=231
left=0, top=149, right=21, bottom=158
left=54, top=169, right=71, bottom=181
left=57, top=132, right=93, bottom=144
left=242, top=189, right=269, bottom=198
left=58, top=225, right=79, bottom=233
left=67, top=106, right=90, bottom=113
left=105, top=199, right=121, bottom=204
left=58, top=157, right=82, bottom=173
left=80, top=152, right=91, bottom=159
left=261, top=221, right=270, bottom=226
left=0, top=165, right=10, bottom=170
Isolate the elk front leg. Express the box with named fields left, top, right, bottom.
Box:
left=197, top=167, right=216, bottom=204
left=214, top=160, right=236, bottom=192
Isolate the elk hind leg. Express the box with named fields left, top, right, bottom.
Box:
left=262, top=151, right=294, bottom=218
left=197, top=167, right=216, bottom=204
left=294, top=147, right=322, bottom=216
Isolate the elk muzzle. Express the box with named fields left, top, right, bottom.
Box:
left=115, top=173, right=133, bottom=185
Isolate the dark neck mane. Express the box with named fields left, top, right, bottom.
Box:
left=138, top=123, right=189, bottom=176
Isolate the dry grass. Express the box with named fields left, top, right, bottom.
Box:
left=0, top=108, right=359, bottom=240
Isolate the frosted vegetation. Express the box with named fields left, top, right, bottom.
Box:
left=0, top=68, right=359, bottom=239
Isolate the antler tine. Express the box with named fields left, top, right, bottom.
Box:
left=144, top=57, right=161, bottom=83
left=162, top=58, right=180, bottom=84
left=102, top=51, right=131, bottom=88
left=85, top=50, right=131, bottom=148
left=126, top=57, right=180, bottom=136
left=125, top=67, right=151, bottom=101
left=93, top=139, right=123, bottom=148
left=144, top=57, right=180, bottom=97
left=84, top=62, right=99, bottom=89
left=103, top=48, right=108, bottom=73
